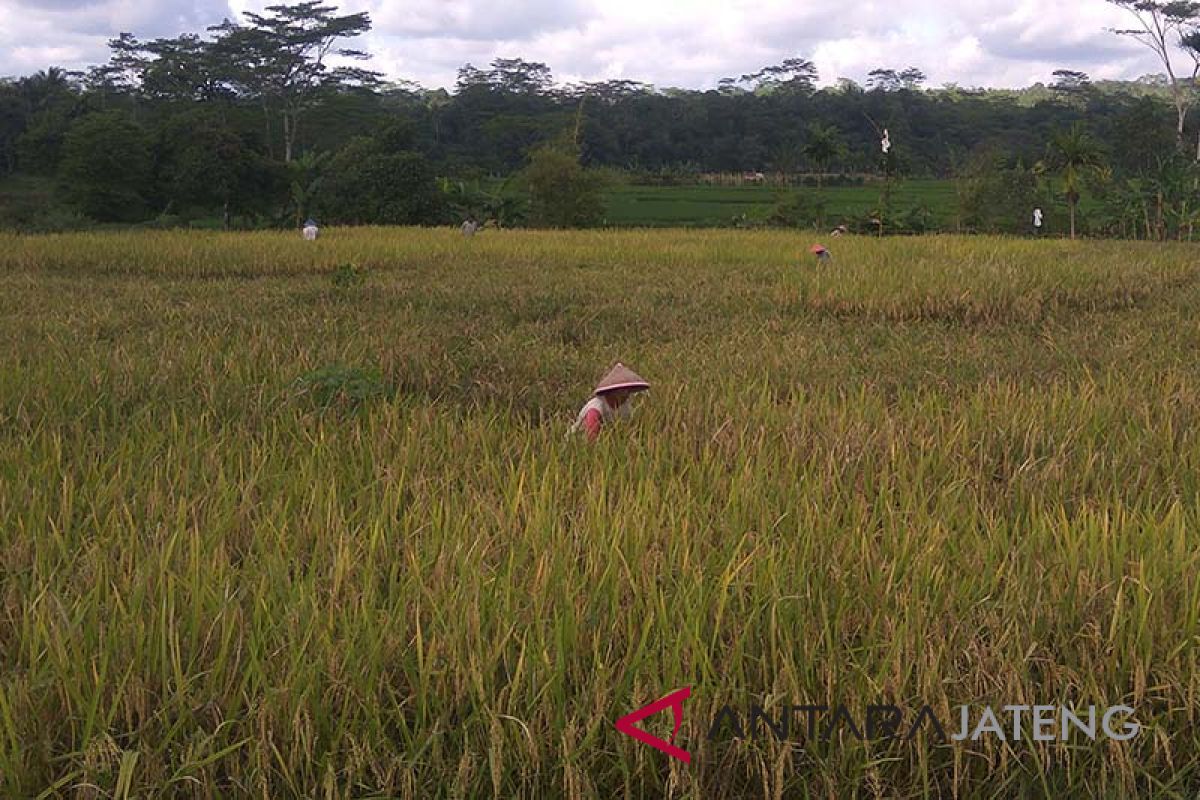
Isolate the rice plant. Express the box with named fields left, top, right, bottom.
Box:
left=1, top=228, right=1198, bottom=798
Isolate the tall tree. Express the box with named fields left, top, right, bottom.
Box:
left=868, top=67, right=927, bottom=92
left=211, top=2, right=377, bottom=162
left=1107, top=0, right=1200, bottom=155
left=14, top=68, right=80, bottom=175
left=1047, top=122, right=1107, bottom=239
left=736, top=58, right=818, bottom=95
left=1050, top=69, right=1092, bottom=103
left=138, top=34, right=232, bottom=103
left=0, top=81, right=23, bottom=174
left=456, top=59, right=554, bottom=94
left=898, top=67, right=928, bottom=90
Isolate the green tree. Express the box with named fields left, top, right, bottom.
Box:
left=1107, top=0, right=1200, bottom=156
left=522, top=142, right=605, bottom=228
left=1110, top=95, right=1176, bottom=174
left=1140, top=153, right=1200, bottom=239
left=1046, top=123, right=1107, bottom=239
left=0, top=82, right=22, bottom=175
left=317, top=130, right=444, bottom=225
left=286, top=150, right=329, bottom=227
left=767, top=190, right=824, bottom=229
left=210, top=2, right=377, bottom=162
left=156, top=110, right=285, bottom=226
left=735, top=58, right=818, bottom=95
left=12, top=68, right=80, bottom=175
left=955, top=148, right=1045, bottom=234
left=801, top=122, right=846, bottom=190
left=459, top=58, right=555, bottom=94
left=1049, top=69, right=1093, bottom=107
left=867, top=67, right=926, bottom=92
left=109, top=33, right=232, bottom=103
left=441, top=177, right=528, bottom=228
left=58, top=110, right=151, bottom=221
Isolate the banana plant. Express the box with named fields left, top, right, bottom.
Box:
left=288, top=151, right=331, bottom=227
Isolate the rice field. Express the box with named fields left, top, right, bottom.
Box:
left=601, top=180, right=958, bottom=227
left=2, top=228, right=1200, bottom=798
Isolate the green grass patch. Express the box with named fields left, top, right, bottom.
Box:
left=602, top=180, right=959, bottom=228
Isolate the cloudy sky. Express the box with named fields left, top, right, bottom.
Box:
left=0, top=0, right=1168, bottom=90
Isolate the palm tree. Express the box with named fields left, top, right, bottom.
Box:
left=423, top=88, right=451, bottom=146
left=17, top=67, right=74, bottom=113
left=1047, top=123, right=1107, bottom=239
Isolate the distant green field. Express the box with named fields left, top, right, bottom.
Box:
left=603, top=180, right=958, bottom=228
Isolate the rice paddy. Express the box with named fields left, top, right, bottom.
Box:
left=2, top=228, right=1199, bottom=798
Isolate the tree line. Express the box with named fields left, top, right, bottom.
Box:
left=1, top=0, right=1198, bottom=238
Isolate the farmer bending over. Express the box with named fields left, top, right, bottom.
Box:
left=571, top=363, right=650, bottom=441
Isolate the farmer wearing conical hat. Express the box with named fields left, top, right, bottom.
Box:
left=571, top=363, right=650, bottom=441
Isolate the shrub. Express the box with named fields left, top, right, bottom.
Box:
left=0, top=203, right=92, bottom=233
left=522, top=142, right=605, bottom=228
left=330, top=263, right=367, bottom=288
left=767, top=191, right=825, bottom=228
left=291, top=364, right=386, bottom=409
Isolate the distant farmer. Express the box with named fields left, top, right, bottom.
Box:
left=830, top=224, right=848, bottom=237
left=809, top=243, right=832, bottom=263
left=1032, top=207, right=1044, bottom=235
left=303, top=219, right=319, bottom=241
left=571, top=363, right=650, bottom=442
left=461, top=217, right=480, bottom=237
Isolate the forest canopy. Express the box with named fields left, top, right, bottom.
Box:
left=0, top=1, right=1196, bottom=238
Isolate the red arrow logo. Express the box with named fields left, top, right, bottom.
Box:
left=615, top=687, right=692, bottom=764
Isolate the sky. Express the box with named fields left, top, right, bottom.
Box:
left=0, top=0, right=1170, bottom=90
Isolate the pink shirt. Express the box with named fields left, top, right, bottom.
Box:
left=571, top=396, right=630, bottom=441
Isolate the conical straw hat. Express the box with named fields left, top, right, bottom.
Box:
left=595, top=362, right=650, bottom=395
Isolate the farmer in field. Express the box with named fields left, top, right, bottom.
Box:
left=303, top=218, right=319, bottom=241
left=1032, top=207, right=1044, bottom=236
left=461, top=217, right=480, bottom=237
left=571, top=363, right=650, bottom=442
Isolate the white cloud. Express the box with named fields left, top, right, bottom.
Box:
left=1, top=0, right=235, bottom=77
left=0, top=0, right=1169, bottom=89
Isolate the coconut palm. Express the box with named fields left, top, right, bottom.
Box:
left=1047, top=123, right=1107, bottom=239
left=18, top=67, right=73, bottom=109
